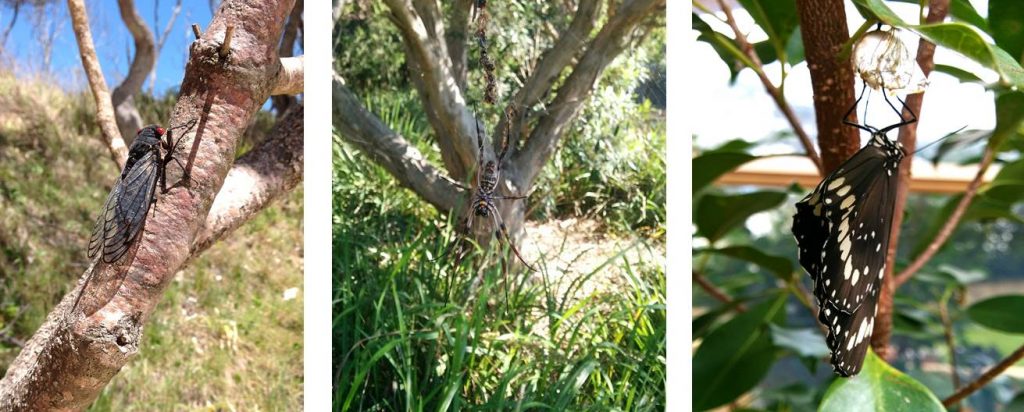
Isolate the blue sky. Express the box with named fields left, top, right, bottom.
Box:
left=2, top=1, right=215, bottom=96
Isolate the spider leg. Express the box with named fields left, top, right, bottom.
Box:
left=844, top=82, right=877, bottom=134
left=432, top=207, right=474, bottom=264
left=493, top=193, right=528, bottom=200
left=486, top=203, right=537, bottom=272
left=438, top=174, right=472, bottom=191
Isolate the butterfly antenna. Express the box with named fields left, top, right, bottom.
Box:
left=913, top=125, right=969, bottom=156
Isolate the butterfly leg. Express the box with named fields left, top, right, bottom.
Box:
left=843, top=82, right=874, bottom=133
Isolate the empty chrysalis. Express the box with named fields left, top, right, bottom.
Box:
left=853, top=27, right=929, bottom=95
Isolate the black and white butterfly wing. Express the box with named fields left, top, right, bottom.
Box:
left=792, top=133, right=903, bottom=376
left=88, top=149, right=161, bottom=264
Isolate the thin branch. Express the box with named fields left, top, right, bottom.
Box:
left=938, top=289, right=960, bottom=396
left=692, top=270, right=746, bottom=312
left=501, top=0, right=602, bottom=151
left=716, top=0, right=822, bottom=174
left=1, top=2, right=19, bottom=47
left=148, top=0, right=184, bottom=94
left=873, top=0, right=949, bottom=360
left=943, top=343, right=1024, bottom=406
left=895, top=144, right=994, bottom=286
left=272, top=55, right=304, bottom=95
left=67, top=0, right=129, bottom=167
left=333, top=73, right=463, bottom=212
left=515, top=0, right=664, bottom=187
left=219, top=25, right=234, bottom=57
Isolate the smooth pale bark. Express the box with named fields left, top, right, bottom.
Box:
left=0, top=1, right=298, bottom=409
left=68, top=0, right=128, bottom=167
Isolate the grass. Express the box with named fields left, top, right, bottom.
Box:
left=332, top=120, right=666, bottom=410
left=0, top=70, right=303, bottom=410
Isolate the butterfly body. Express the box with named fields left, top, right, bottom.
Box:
left=793, top=131, right=905, bottom=377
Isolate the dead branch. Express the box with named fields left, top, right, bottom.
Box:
left=0, top=1, right=296, bottom=409
left=67, top=0, right=128, bottom=167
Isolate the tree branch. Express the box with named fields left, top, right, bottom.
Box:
left=515, top=0, right=664, bottom=187
left=272, top=0, right=302, bottom=114
left=149, top=0, right=184, bottom=94
left=273, top=55, right=304, bottom=95
left=67, top=0, right=129, bottom=168
left=943, top=343, right=1024, bottom=407
left=873, top=0, right=948, bottom=359
left=895, top=145, right=993, bottom=286
left=383, top=0, right=478, bottom=180
left=444, top=0, right=474, bottom=90
left=693, top=270, right=746, bottom=312
left=334, top=73, right=463, bottom=212
left=720, top=0, right=823, bottom=174
left=113, top=0, right=158, bottom=141
left=500, top=0, right=602, bottom=152
left=0, top=2, right=296, bottom=408
left=192, top=105, right=303, bottom=257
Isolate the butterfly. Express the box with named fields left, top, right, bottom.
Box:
left=791, top=86, right=915, bottom=377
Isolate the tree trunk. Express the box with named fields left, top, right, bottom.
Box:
left=336, top=0, right=664, bottom=263
left=795, top=0, right=860, bottom=172
left=0, top=1, right=297, bottom=409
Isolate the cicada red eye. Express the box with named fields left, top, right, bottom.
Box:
left=155, top=127, right=166, bottom=136
left=136, top=128, right=142, bottom=134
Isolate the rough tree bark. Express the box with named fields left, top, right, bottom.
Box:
left=335, top=0, right=664, bottom=248
left=795, top=0, right=861, bottom=172
left=112, top=0, right=157, bottom=144
left=0, top=1, right=301, bottom=409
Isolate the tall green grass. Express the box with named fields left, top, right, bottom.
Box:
left=333, top=99, right=666, bottom=409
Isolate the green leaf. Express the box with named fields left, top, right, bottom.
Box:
left=950, top=0, right=990, bottom=32
left=736, top=0, right=799, bottom=60
left=992, top=92, right=1024, bottom=150
left=700, top=246, right=794, bottom=281
left=891, top=0, right=990, bottom=32
left=851, top=0, right=1024, bottom=88
left=915, top=264, right=987, bottom=286
left=820, top=349, right=944, bottom=412
left=932, top=63, right=985, bottom=84
left=695, top=191, right=788, bottom=243
left=967, top=295, right=1024, bottom=333
left=693, top=294, right=787, bottom=411
left=692, top=152, right=757, bottom=194
left=769, top=324, right=829, bottom=359
left=990, top=0, right=1024, bottom=62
